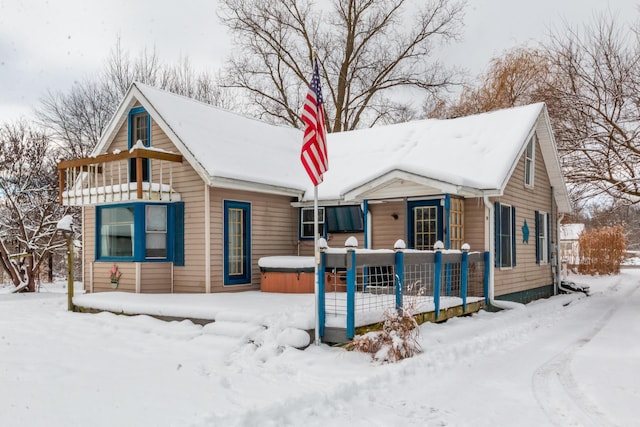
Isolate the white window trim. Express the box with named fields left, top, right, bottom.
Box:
left=300, top=207, right=325, bottom=239
left=538, top=211, right=548, bottom=265
left=525, top=135, right=536, bottom=188
left=145, top=205, right=167, bottom=259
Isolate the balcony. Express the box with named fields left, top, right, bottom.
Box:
left=57, top=146, right=183, bottom=206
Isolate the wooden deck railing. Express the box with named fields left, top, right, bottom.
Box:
left=57, top=147, right=183, bottom=206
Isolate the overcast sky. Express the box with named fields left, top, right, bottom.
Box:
left=0, top=0, right=637, bottom=122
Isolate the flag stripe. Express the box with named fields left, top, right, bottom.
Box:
left=300, top=58, right=328, bottom=186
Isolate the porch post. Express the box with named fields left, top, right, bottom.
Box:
left=318, top=243, right=327, bottom=339
left=394, top=239, right=405, bottom=313
left=483, top=251, right=491, bottom=305
left=58, top=168, right=64, bottom=205
left=136, top=157, right=143, bottom=199
left=434, top=240, right=444, bottom=320
left=346, top=239, right=357, bottom=340
left=461, top=243, right=470, bottom=311
left=363, top=200, right=369, bottom=249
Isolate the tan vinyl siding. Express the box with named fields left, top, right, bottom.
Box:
left=150, top=121, right=206, bottom=293
left=464, top=197, right=486, bottom=252
left=140, top=263, right=172, bottom=293
left=210, top=188, right=299, bottom=291
left=103, top=120, right=132, bottom=185
left=83, top=206, right=95, bottom=292
left=91, top=262, right=137, bottom=293
left=370, top=201, right=405, bottom=248
left=492, top=120, right=555, bottom=297
left=88, top=115, right=208, bottom=293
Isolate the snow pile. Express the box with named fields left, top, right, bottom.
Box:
left=55, top=215, right=74, bottom=231
left=258, top=256, right=315, bottom=269
left=1, top=271, right=639, bottom=426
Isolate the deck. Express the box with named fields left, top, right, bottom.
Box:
left=72, top=291, right=484, bottom=344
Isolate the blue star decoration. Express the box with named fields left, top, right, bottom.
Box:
left=522, top=219, right=529, bottom=244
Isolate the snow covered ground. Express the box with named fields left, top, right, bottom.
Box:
left=1, top=271, right=638, bottom=427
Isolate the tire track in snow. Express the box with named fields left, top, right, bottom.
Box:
left=532, top=280, right=640, bottom=427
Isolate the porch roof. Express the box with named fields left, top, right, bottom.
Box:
left=341, top=169, right=487, bottom=201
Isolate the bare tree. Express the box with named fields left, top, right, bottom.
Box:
left=38, top=80, right=118, bottom=159
left=0, top=121, right=69, bottom=292
left=38, top=39, right=238, bottom=160
left=439, top=47, right=552, bottom=118
left=218, top=0, right=466, bottom=131
left=545, top=14, right=640, bottom=205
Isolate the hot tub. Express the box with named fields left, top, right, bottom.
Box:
left=258, top=256, right=345, bottom=293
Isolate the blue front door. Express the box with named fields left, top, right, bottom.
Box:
left=224, top=201, right=251, bottom=285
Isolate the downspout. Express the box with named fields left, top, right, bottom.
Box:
left=556, top=212, right=565, bottom=294
left=483, top=195, right=524, bottom=310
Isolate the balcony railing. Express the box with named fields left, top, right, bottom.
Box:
left=57, top=147, right=183, bottom=206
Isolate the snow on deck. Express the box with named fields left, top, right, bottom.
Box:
left=74, top=291, right=483, bottom=330
left=74, top=291, right=317, bottom=329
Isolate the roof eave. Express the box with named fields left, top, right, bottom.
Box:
left=209, top=176, right=305, bottom=198
left=341, top=169, right=487, bottom=201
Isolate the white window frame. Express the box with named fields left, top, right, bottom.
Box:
left=525, top=135, right=536, bottom=188
left=145, top=205, right=167, bottom=259
left=300, top=207, right=325, bottom=239
left=537, top=211, right=548, bottom=264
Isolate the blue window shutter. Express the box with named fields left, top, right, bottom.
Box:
left=133, top=203, right=145, bottom=260
left=511, top=206, right=516, bottom=267
left=547, top=212, right=551, bottom=264
left=173, top=202, right=185, bottom=266
left=534, top=211, right=540, bottom=264
left=494, top=202, right=501, bottom=267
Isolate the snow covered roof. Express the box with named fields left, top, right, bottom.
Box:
left=93, top=83, right=570, bottom=212
left=320, top=103, right=542, bottom=200
left=560, top=223, right=585, bottom=240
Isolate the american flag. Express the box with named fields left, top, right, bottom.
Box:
left=300, top=58, right=328, bottom=186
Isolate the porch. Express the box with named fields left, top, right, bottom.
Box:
left=57, top=144, right=183, bottom=206
left=72, top=289, right=484, bottom=345
left=73, top=240, right=489, bottom=344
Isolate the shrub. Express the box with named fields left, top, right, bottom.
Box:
left=348, top=306, right=422, bottom=363
left=578, top=225, right=626, bottom=275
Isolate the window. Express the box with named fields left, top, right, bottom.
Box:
left=224, top=201, right=251, bottom=285
left=96, top=202, right=184, bottom=264
left=408, top=200, right=443, bottom=250
left=535, top=211, right=550, bottom=264
left=300, top=207, right=325, bottom=239
left=525, top=135, right=535, bottom=187
left=414, top=206, right=438, bottom=250
left=100, top=207, right=134, bottom=258
left=145, top=205, right=167, bottom=258
left=495, top=202, right=516, bottom=268
left=300, top=206, right=364, bottom=239
left=449, top=197, right=464, bottom=250
left=326, top=206, right=364, bottom=233
left=128, top=107, right=151, bottom=182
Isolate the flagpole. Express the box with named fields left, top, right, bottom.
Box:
left=300, top=54, right=327, bottom=347
left=313, top=185, right=320, bottom=346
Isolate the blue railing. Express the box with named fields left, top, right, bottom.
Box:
left=318, top=240, right=489, bottom=340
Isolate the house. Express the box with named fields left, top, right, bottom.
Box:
left=560, top=223, right=585, bottom=266
left=57, top=82, right=571, bottom=304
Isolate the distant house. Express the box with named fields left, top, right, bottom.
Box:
left=58, top=83, right=571, bottom=304
left=560, top=223, right=585, bottom=266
